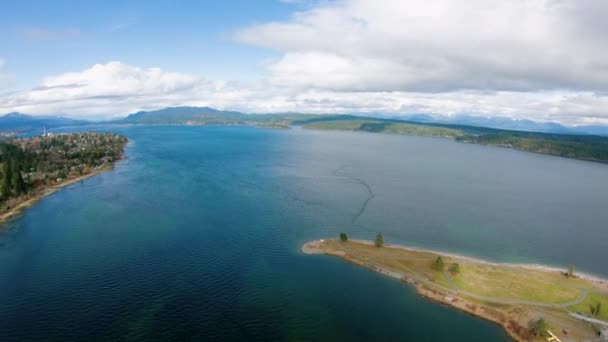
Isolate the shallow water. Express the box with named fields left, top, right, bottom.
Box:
left=1, top=125, right=607, bottom=341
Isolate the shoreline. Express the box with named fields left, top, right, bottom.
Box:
left=303, top=239, right=608, bottom=341
left=0, top=166, right=115, bottom=226
left=344, top=239, right=608, bottom=288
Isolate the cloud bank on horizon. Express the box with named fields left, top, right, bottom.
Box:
left=1, top=0, right=608, bottom=125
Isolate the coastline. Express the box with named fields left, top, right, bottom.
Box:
left=345, top=239, right=608, bottom=289
left=303, top=239, right=608, bottom=341
left=0, top=165, right=115, bottom=226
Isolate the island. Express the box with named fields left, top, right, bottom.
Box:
left=0, top=132, right=128, bottom=224
left=303, top=238, right=608, bottom=341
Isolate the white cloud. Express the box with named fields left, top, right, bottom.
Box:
left=237, top=0, right=608, bottom=93
left=0, top=62, right=219, bottom=119
left=3, top=0, right=608, bottom=126
left=1, top=61, right=608, bottom=125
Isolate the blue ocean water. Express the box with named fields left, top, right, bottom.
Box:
left=1, top=125, right=607, bottom=341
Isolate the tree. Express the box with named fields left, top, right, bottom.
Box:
left=1, top=160, right=12, bottom=199
left=448, top=263, right=460, bottom=275
left=374, top=233, right=384, bottom=248
left=432, top=256, right=445, bottom=271
left=567, top=264, right=576, bottom=278
left=530, top=318, right=548, bottom=337
left=339, top=232, right=348, bottom=242
left=591, top=302, right=602, bottom=318
left=14, top=170, right=26, bottom=195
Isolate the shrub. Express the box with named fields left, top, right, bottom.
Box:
left=448, top=263, right=460, bottom=274
left=339, top=232, right=348, bottom=242
left=374, top=233, right=384, bottom=248
left=432, top=256, right=445, bottom=271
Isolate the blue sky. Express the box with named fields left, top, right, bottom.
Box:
left=1, top=0, right=608, bottom=125
left=1, top=0, right=295, bottom=86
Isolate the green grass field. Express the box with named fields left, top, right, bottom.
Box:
left=450, top=264, right=581, bottom=303
left=568, top=292, right=608, bottom=321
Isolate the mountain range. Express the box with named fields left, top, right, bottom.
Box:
left=1, top=107, right=607, bottom=136
left=0, top=112, right=88, bottom=132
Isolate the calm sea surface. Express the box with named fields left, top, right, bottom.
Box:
left=1, top=126, right=607, bottom=341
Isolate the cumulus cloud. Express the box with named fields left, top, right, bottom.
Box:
left=0, top=62, right=220, bottom=118
left=1, top=60, right=608, bottom=125
left=2, top=1, right=608, bottom=126
left=237, top=0, right=608, bottom=93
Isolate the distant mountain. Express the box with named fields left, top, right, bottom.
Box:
left=389, top=114, right=608, bottom=136
left=574, top=125, right=608, bottom=136
left=0, top=113, right=88, bottom=132
left=119, top=106, right=248, bottom=125
left=295, top=115, right=608, bottom=163
left=117, top=106, right=324, bottom=129
left=3, top=106, right=607, bottom=138
left=441, top=115, right=572, bottom=134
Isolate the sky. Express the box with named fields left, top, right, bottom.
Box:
left=1, top=0, right=608, bottom=126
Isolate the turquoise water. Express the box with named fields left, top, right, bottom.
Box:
left=1, top=126, right=607, bottom=341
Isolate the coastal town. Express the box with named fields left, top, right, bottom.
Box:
left=0, top=132, right=127, bottom=221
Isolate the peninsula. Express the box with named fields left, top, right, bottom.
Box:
left=303, top=238, right=608, bottom=341
left=0, top=132, right=128, bottom=224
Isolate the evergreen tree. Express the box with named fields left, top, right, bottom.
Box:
left=339, top=232, right=348, bottom=242
left=12, top=162, right=26, bottom=195
left=374, top=233, right=384, bottom=248
left=2, top=159, right=13, bottom=198
left=14, top=169, right=26, bottom=195
left=432, top=256, right=445, bottom=271
left=591, top=302, right=602, bottom=318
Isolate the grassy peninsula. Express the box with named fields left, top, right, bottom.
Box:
left=0, top=132, right=127, bottom=223
left=303, top=239, right=608, bottom=341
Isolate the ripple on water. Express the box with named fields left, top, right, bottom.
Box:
left=1, top=126, right=603, bottom=341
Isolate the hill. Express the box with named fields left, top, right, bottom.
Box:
left=0, top=113, right=87, bottom=133
left=120, top=106, right=247, bottom=125
left=117, top=106, right=318, bottom=128
left=296, top=116, right=608, bottom=163
left=3, top=107, right=608, bottom=163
